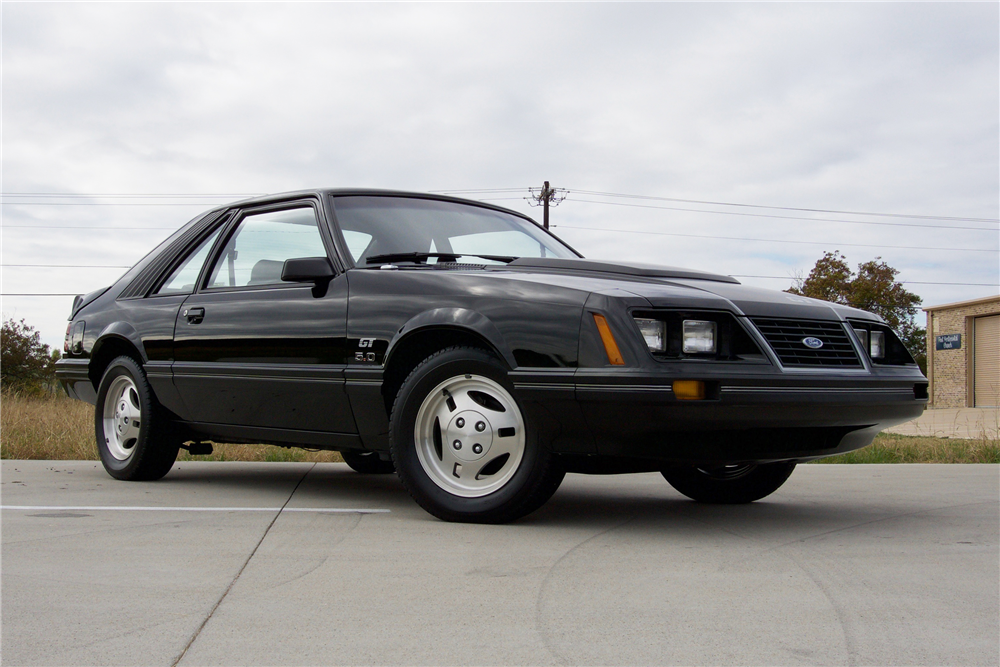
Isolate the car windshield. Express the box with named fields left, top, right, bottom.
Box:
left=331, top=196, right=578, bottom=266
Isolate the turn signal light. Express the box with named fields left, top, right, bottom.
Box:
left=593, top=314, right=625, bottom=366
left=673, top=380, right=705, bottom=400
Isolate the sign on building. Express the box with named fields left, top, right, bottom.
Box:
left=935, top=334, right=962, bottom=350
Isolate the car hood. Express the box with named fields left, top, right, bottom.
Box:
left=502, top=257, right=878, bottom=322
left=507, top=257, right=739, bottom=284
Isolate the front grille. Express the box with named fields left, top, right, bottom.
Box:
left=751, top=318, right=861, bottom=367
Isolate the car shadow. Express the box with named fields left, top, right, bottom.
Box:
left=157, top=462, right=933, bottom=535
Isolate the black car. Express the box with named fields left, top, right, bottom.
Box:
left=56, top=189, right=927, bottom=522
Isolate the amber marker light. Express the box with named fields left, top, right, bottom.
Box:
left=593, top=314, right=625, bottom=366
left=673, top=380, right=706, bottom=400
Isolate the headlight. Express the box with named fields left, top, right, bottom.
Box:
left=634, top=318, right=667, bottom=352
left=683, top=320, right=716, bottom=354
left=853, top=327, right=885, bottom=359
left=853, top=328, right=868, bottom=353
left=869, top=331, right=885, bottom=359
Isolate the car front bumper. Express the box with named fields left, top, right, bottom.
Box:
left=512, top=368, right=928, bottom=463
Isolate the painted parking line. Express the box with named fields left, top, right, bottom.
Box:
left=1, top=505, right=390, bottom=514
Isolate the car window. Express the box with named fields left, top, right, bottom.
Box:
left=331, top=196, right=577, bottom=265
left=154, top=227, right=223, bottom=295
left=341, top=230, right=373, bottom=263
left=206, top=207, right=326, bottom=289
left=449, top=231, right=553, bottom=258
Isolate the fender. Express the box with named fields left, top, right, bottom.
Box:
left=387, top=308, right=516, bottom=370
left=93, top=322, right=147, bottom=363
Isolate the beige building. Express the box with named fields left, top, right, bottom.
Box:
left=924, top=295, right=1000, bottom=407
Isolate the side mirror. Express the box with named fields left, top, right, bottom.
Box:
left=281, top=257, right=334, bottom=283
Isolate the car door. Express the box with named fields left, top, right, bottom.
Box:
left=134, top=220, right=228, bottom=416
left=171, top=200, right=357, bottom=438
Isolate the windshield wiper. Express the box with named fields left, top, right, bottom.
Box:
left=365, top=252, right=517, bottom=265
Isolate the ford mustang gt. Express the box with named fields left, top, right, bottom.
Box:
left=56, top=189, right=927, bottom=522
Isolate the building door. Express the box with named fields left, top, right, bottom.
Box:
left=974, top=315, right=999, bottom=407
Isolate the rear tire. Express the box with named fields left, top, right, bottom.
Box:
left=341, top=450, right=395, bottom=474
left=95, top=356, right=179, bottom=481
left=389, top=346, right=564, bottom=523
left=661, top=461, right=796, bottom=504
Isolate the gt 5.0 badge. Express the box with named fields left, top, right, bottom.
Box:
left=352, top=337, right=384, bottom=363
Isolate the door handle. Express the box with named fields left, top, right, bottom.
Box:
left=183, top=307, right=205, bottom=324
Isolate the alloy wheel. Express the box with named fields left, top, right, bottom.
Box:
left=102, top=375, right=142, bottom=461
left=413, top=374, right=525, bottom=498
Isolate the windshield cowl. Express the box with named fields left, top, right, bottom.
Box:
left=365, top=252, right=517, bottom=266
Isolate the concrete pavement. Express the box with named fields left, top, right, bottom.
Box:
left=2, top=460, right=998, bottom=666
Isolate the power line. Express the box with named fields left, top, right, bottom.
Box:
left=3, top=225, right=178, bottom=230
left=570, top=189, right=1000, bottom=224
left=730, top=275, right=1000, bottom=287
left=1, top=193, right=260, bottom=198
left=565, top=197, right=999, bottom=232
left=1, top=203, right=216, bottom=206
left=1, top=293, right=78, bottom=296
left=4, top=263, right=992, bottom=287
left=429, top=188, right=530, bottom=194
left=2, top=264, right=131, bottom=268
left=552, top=224, right=998, bottom=253
left=3, top=186, right=996, bottom=224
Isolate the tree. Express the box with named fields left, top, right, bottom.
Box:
left=787, top=251, right=926, bottom=372
left=1, top=318, right=58, bottom=394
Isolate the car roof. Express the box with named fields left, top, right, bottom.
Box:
left=211, top=188, right=536, bottom=223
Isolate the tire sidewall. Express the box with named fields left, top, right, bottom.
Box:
left=95, top=356, right=159, bottom=479
left=663, top=461, right=797, bottom=504
left=341, top=449, right=395, bottom=474
left=390, top=348, right=550, bottom=521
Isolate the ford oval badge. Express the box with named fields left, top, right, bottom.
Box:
left=802, top=337, right=824, bottom=349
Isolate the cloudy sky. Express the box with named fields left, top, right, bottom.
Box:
left=3, top=2, right=997, bottom=350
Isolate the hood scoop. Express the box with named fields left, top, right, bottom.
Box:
left=507, top=257, right=739, bottom=284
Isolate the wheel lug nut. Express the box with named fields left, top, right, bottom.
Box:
left=475, top=421, right=486, bottom=432
left=452, top=440, right=462, bottom=450
left=456, top=418, right=465, bottom=428
left=472, top=444, right=483, bottom=454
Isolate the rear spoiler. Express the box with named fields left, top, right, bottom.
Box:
left=70, top=286, right=110, bottom=319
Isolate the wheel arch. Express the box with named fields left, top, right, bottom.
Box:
left=380, top=310, right=514, bottom=415
left=89, top=326, right=145, bottom=388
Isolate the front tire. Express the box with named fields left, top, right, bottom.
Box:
left=341, top=450, right=395, bottom=474
left=95, top=356, right=179, bottom=481
left=661, top=461, right=796, bottom=504
left=389, top=347, right=564, bottom=523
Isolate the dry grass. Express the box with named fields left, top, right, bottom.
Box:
left=1, top=391, right=96, bottom=460
left=176, top=444, right=343, bottom=463
left=2, top=392, right=996, bottom=464
left=1, top=391, right=342, bottom=463
left=812, top=431, right=1000, bottom=464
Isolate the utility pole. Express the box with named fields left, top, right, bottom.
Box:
left=527, top=181, right=566, bottom=229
